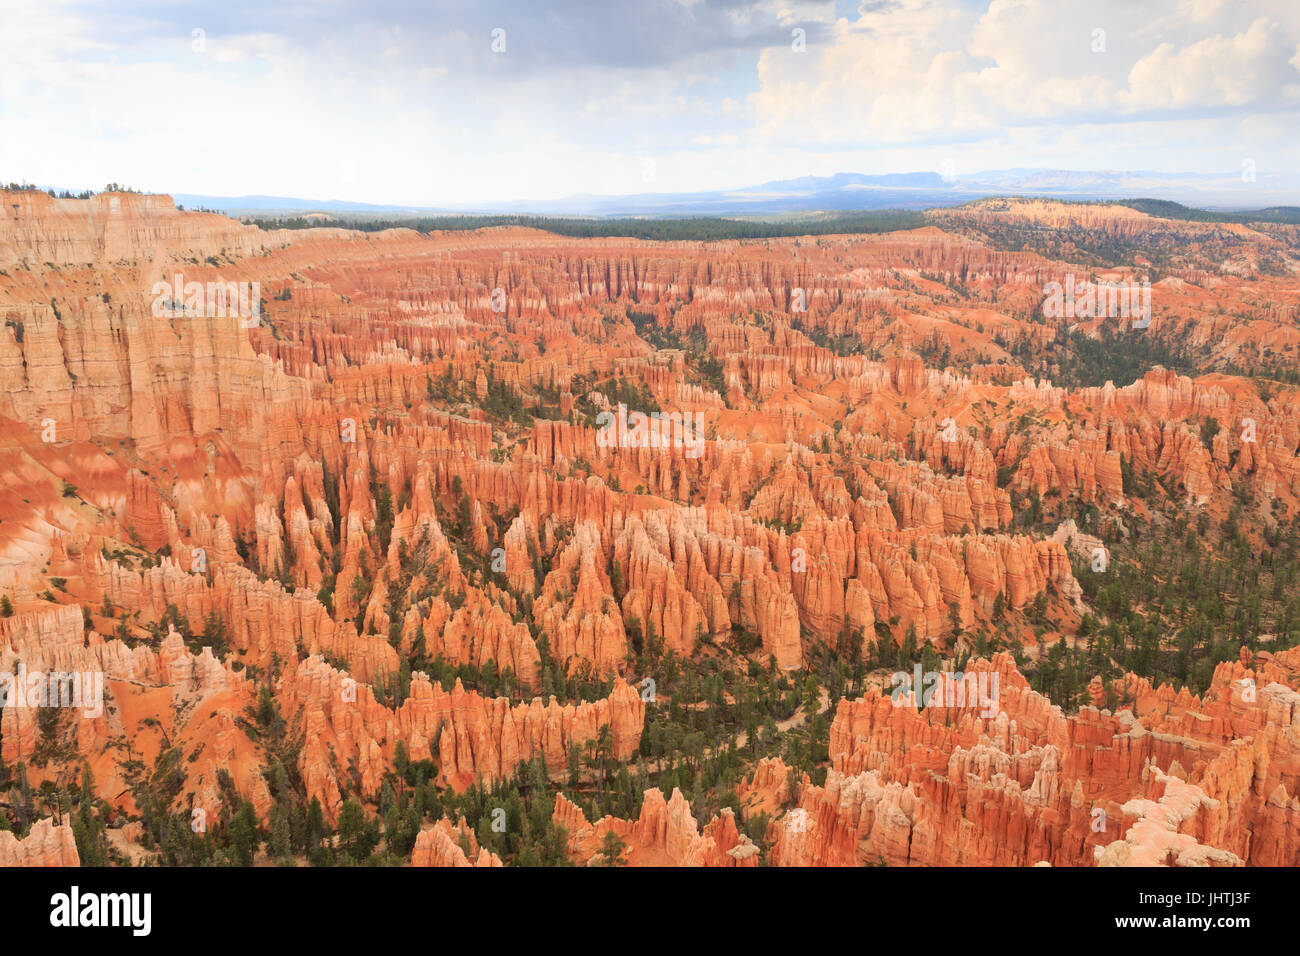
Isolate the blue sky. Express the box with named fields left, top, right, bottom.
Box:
left=1, top=0, right=1297, bottom=204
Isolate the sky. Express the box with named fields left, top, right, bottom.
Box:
left=0, top=0, right=1297, bottom=205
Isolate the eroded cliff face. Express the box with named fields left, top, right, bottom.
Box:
left=553, top=788, right=757, bottom=866
left=276, top=656, right=644, bottom=820
left=411, top=817, right=503, bottom=867
left=764, top=647, right=1300, bottom=867
left=0, top=604, right=269, bottom=822
left=0, top=194, right=1101, bottom=664
left=0, top=818, right=80, bottom=866
left=2, top=191, right=1298, bottom=865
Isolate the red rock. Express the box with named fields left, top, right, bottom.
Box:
left=0, top=818, right=80, bottom=866
left=411, top=817, right=503, bottom=867
left=554, top=788, right=757, bottom=866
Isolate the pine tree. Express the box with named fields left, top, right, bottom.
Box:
left=597, top=829, right=627, bottom=866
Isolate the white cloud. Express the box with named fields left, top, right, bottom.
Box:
left=1122, top=19, right=1296, bottom=110
left=0, top=0, right=1296, bottom=203
left=753, top=0, right=1300, bottom=142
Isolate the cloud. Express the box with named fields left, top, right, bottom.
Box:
left=0, top=0, right=1296, bottom=203
left=752, top=0, right=1300, bottom=141
left=1121, top=18, right=1299, bottom=110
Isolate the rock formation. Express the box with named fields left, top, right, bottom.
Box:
left=2, top=189, right=1298, bottom=866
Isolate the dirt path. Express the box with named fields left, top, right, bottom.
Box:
left=105, top=828, right=154, bottom=866
left=729, top=688, right=831, bottom=751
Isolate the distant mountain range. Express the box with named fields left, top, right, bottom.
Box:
left=170, top=168, right=1300, bottom=219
